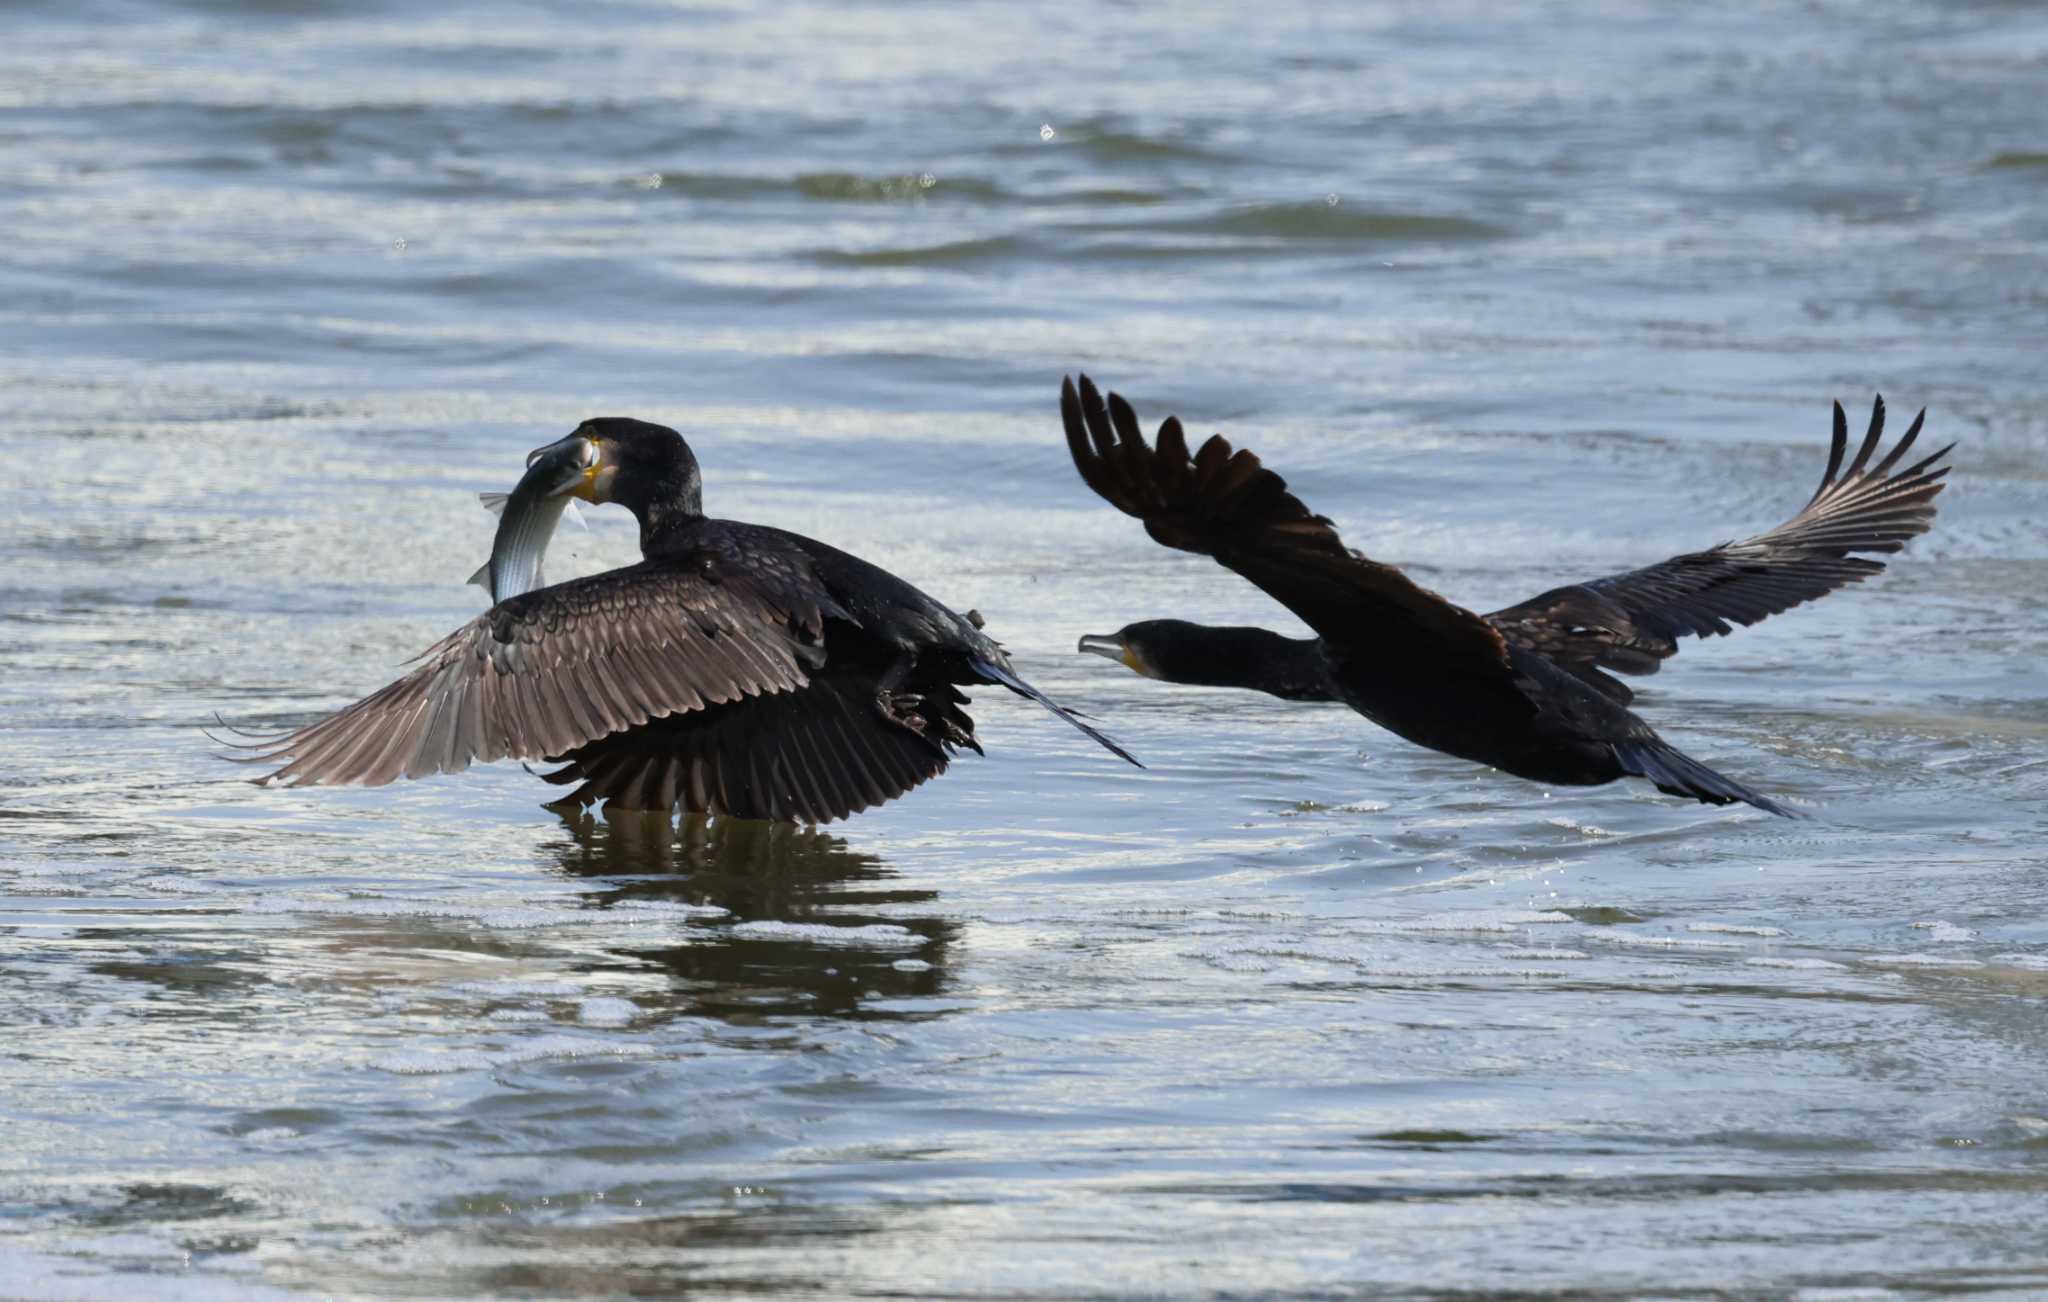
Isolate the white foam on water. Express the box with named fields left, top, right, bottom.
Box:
left=614, top=899, right=731, bottom=919
left=1745, top=957, right=1849, bottom=971
left=1989, top=953, right=2048, bottom=971
left=1500, top=947, right=1591, bottom=960
left=1689, top=922, right=1787, bottom=937
left=135, top=874, right=231, bottom=894
left=1232, top=938, right=1371, bottom=966
left=890, top=958, right=933, bottom=972
left=1545, top=816, right=1614, bottom=837
left=1591, top=933, right=1744, bottom=950
left=240, top=1127, right=302, bottom=1142
left=1911, top=920, right=1978, bottom=943
left=577, top=997, right=639, bottom=1027
left=1862, top=953, right=1984, bottom=969
left=1365, top=909, right=1573, bottom=934
left=250, top=896, right=625, bottom=930
left=728, top=920, right=924, bottom=948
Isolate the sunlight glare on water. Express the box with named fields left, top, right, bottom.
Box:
left=3, top=0, right=2048, bottom=1296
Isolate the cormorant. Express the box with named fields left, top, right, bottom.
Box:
left=1062, top=375, right=1951, bottom=815
left=225, top=418, right=1137, bottom=823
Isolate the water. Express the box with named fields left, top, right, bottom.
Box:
left=5, top=1, right=2048, bottom=1296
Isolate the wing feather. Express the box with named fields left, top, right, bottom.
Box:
left=540, top=662, right=969, bottom=824
left=233, top=557, right=838, bottom=787
left=1488, top=396, right=1951, bottom=676
left=1062, top=374, right=1513, bottom=679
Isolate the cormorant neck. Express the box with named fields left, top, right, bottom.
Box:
left=1147, top=624, right=1333, bottom=702
left=631, top=479, right=705, bottom=556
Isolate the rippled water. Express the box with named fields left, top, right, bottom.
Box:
left=5, top=2, right=2048, bottom=1296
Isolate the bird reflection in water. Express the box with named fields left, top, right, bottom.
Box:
left=545, top=810, right=956, bottom=1023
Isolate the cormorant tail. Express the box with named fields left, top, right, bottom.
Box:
left=969, top=658, right=1143, bottom=768
left=1611, top=739, right=1794, bottom=818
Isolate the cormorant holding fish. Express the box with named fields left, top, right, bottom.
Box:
left=224, top=418, right=1137, bottom=823
left=1063, top=375, right=1951, bottom=815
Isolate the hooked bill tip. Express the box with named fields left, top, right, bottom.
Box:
left=525, top=433, right=598, bottom=472
left=517, top=435, right=600, bottom=499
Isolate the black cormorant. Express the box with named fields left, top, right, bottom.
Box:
left=1062, top=375, right=1951, bottom=815
left=227, top=418, right=1137, bottom=823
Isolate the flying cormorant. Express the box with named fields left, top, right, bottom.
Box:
left=1063, top=375, right=1951, bottom=815
left=226, top=418, right=1137, bottom=822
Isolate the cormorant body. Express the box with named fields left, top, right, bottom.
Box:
left=1064, top=375, right=1952, bottom=815
left=229, top=417, right=1136, bottom=823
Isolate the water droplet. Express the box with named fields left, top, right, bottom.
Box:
left=1325, top=193, right=1340, bottom=207
left=390, top=238, right=408, bottom=252
left=1039, top=123, right=1056, bottom=141
left=918, top=172, right=936, bottom=188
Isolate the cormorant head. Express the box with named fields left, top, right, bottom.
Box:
left=531, top=417, right=704, bottom=524
left=1077, top=620, right=1192, bottom=681
left=1079, top=620, right=1323, bottom=699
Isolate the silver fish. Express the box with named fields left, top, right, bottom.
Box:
left=466, top=436, right=595, bottom=603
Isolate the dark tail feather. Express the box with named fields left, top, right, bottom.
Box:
left=970, top=658, right=1143, bottom=768
left=1611, top=739, right=1795, bottom=818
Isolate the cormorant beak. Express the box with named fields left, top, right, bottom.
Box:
left=1078, top=632, right=1156, bottom=678
left=526, top=433, right=611, bottom=504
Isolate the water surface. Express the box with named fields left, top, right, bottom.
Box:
left=5, top=1, right=2048, bottom=1296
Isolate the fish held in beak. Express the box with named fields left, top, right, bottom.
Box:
left=468, top=436, right=605, bottom=604
left=523, top=434, right=605, bottom=502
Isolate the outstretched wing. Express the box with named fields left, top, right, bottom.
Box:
left=538, top=663, right=977, bottom=823
left=1062, top=374, right=1514, bottom=680
left=228, top=552, right=843, bottom=787
left=1488, top=396, right=1951, bottom=683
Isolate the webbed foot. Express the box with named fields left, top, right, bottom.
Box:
left=878, top=689, right=928, bottom=733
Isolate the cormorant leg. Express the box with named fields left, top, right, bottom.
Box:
left=873, top=656, right=928, bottom=734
